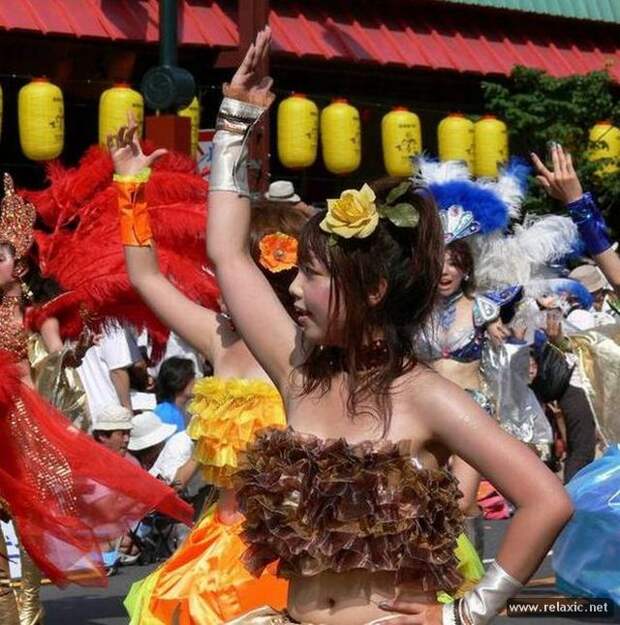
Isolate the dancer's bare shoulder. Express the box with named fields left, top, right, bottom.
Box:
left=397, top=363, right=493, bottom=436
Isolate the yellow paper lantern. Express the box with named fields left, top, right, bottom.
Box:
left=18, top=77, right=64, bottom=161
left=277, top=93, right=319, bottom=169
left=474, top=114, right=508, bottom=178
left=178, top=96, right=200, bottom=159
left=588, top=121, right=620, bottom=175
left=321, top=98, right=361, bottom=175
left=438, top=113, right=474, bottom=171
left=99, top=83, right=144, bottom=146
left=382, top=106, right=422, bottom=176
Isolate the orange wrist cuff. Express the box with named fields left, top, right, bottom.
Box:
left=116, top=181, right=153, bottom=247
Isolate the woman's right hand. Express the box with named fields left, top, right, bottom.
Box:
left=224, top=26, right=275, bottom=108
left=531, top=144, right=583, bottom=205
left=107, top=112, right=167, bottom=177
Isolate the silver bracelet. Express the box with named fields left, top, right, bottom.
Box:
left=209, top=97, right=266, bottom=197
left=442, top=601, right=460, bottom=625
left=460, top=560, right=522, bottom=625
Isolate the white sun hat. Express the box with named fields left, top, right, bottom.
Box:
left=128, top=411, right=176, bottom=451
left=264, top=180, right=301, bottom=203
left=94, top=405, right=134, bottom=431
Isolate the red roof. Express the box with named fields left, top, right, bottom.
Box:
left=1, top=0, right=618, bottom=81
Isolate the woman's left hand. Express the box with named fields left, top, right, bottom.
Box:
left=107, top=111, right=168, bottom=177
left=369, top=600, right=443, bottom=625
left=225, top=26, right=275, bottom=108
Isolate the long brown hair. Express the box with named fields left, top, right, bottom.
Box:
left=296, top=178, right=444, bottom=435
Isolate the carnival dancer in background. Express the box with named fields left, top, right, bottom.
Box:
left=0, top=174, right=193, bottom=607
left=22, top=141, right=220, bottom=363
left=201, top=27, right=571, bottom=625
left=107, top=118, right=308, bottom=624
left=412, top=156, right=579, bottom=552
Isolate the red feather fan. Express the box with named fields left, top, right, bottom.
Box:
left=25, top=146, right=219, bottom=360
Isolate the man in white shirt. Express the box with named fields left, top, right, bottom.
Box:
left=77, top=325, right=142, bottom=427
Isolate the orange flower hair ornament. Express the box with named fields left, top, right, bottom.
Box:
left=258, top=232, right=298, bottom=273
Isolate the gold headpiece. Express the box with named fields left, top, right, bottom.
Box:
left=0, top=173, right=36, bottom=258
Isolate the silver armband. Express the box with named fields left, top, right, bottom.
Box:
left=442, top=561, right=522, bottom=625
left=209, top=97, right=266, bottom=197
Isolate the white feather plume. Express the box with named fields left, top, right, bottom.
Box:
left=473, top=215, right=579, bottom=290
left=479, top=170, right=525, bottom=220
left=413, top=156, right=470, bottom=185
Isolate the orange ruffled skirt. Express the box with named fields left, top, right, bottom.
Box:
left=124, top=504, right=288, bottom=625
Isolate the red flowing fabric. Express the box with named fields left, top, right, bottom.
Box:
left=0, top=352, right=194, bottom=587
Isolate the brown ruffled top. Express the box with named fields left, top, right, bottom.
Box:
left=234, top=427, right=465, bottom=593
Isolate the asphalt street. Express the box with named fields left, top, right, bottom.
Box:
left=40, top=519, right=618, bottom=625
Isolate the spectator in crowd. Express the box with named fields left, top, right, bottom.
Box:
left=77, top=324, right=142, bottom=424
left=264, top=180, right=316, bottom=218
left=157, top=331, right=206, bottom=378
left=154, top=357, right=196, bottom=433
left=128, top=411, right=176, bottom=471
left=532, top=305, right=597, bottom=483
left=566, top=265, right=617, bottom=328
left=92, top=405, right=134, bottom=456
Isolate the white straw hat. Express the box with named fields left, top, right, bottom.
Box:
left=128, top=411, right=176, bottom=451
left=94, top=405, right=134, bottom=431
left=568, top=265, right=609, bottom=293
left=264, top=180, right=301, bottom=203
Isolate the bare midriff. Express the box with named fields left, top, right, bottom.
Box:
left=432, top=358, right=481, bottom=392
left=288, top=570, right=436, bottom=625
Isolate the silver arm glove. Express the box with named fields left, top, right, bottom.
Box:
left=208, top=97, right=266, bottom=197
left=442, top=560, right=522, bottom=625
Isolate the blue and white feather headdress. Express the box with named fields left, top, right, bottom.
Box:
left=411, top=156, right=580, bottom=292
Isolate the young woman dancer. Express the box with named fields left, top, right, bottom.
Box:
left=109, top=129, right=305, bottom=623
left=202, top=29, right=571, bottom=625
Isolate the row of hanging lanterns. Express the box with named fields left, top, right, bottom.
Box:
left=437, top=112, right=509, bottom=177
left=278, top=94, right=510, bottom=177
left=9, top=80, right=620, bottom=176
left=14, top=78, right=201, bottom=161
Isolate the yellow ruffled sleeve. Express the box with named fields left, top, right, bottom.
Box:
left=187, top=378, right=285, bottom=489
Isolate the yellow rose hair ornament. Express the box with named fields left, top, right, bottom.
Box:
left=258, top=232, right=298, bottom=273
left=320, top=181, right=419, bottom=243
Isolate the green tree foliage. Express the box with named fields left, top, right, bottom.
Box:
left=481, top=67, right=620, bottom=237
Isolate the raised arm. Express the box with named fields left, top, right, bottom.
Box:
left=532, top=145, right=620, bottom=296
left=108, top=118, right=221, bottom=363
left=207, top=27, right=299, bottom=389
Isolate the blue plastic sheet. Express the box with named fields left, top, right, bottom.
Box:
left=553, top=445, right=620, bottom=604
